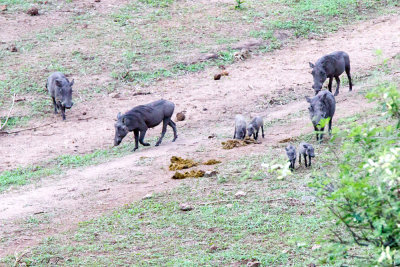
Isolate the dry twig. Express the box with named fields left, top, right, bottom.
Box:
left=0, top=93, right=16, bottom=131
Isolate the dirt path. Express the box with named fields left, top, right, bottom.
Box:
left=0, top=14, right=399, bottom=258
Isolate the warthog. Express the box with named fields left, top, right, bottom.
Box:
left=285, top=144, right=296, bottom=171
left=114, top=99, right=178, bottom=151
left=306, top=90, right=336, bottom=142
left=298, top=142, right=315, bottom=167
left=46, top=72, right=74, bottom=120
left=309, top=51, right=353, bottom=96
left=233, top=115, right=246, bottom=140
left=246, top=116, right=264, bottom=140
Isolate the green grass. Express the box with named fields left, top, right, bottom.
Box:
left=0, top=166, right=58, bottom=192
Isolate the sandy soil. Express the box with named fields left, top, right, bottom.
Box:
left=0, top=14, right=399, bottom=258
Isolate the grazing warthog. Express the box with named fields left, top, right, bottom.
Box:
left=306, top=90, right=336, bottom=142
left=233, top=115, right=246, bottom=140
left=46, top=72, right=74, bottom=120
left=298, top=142, right=315, bottom=167
left=285, top=144, right=296, bottom=171
left=114, top=99, right=178, bottom=151
left=309, top=51, right=352, bottom=96
left=247, top=116, right=264, bottom=140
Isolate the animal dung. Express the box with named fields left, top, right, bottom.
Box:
left=221, top=136, right=260, bottom=149
left=176, top=112, right=185, bottom=121
left=214, top=73, right=222, bottom=80
left=169, top=156, right=221, bottom=179
left=172, top=170, right=205, bottom=179
left=27, top=7, right=39, bottom=16
left=169, top=156, right=197, bottom=171
left=203, top=159, right=221, bottom=165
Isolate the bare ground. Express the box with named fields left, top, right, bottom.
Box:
left=0, top=14, right=399, bottom=258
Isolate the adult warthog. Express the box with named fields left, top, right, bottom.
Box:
left=114, top=99, right=178, bottom=151
left=309, top=51, right=352, bottom=96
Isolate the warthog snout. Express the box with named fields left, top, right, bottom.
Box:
left=114, top=138, right=122, bottom=146
left=62, top=101, right=73, bottom=109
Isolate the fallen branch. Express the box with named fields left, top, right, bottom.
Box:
left=0, top=121, right=56, bottom=135
left=77, top=116, right=93, bottom=121
left=198, top=197, right=299, bottom=206
left=0, top=93, right=16, bottom=131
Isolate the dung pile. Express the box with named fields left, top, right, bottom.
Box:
left=222, top=136, right=260, bottom=149
left=172, top=170, right=205, bottom=179
left=169, top=156, right=221, bottom=179
left=169, top=156, right=197, bottom=171
left=203, top=159, right=222, bottom=165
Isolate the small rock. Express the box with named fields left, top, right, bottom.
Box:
left=0, top=5, right=7, bottom=11
left=179, top=203, right=193, bottom=211
left=27, top=7, right=39, bottom=16
left=109, top=92, right=120, bottom=98
left=142, top=193, right=153, bottom=200
left=209, top=245, right=218, bottom=251
left=311, top=244, right=321, bottom=251
left=94, top=0, right=101, bottom=2
left=221, top=70, right=229, bottom=76
left=301, top=195, right=317, bottom=203
left=214, top=73, right=221, bottom=80
left=226, top=204, right=233, bottom=208
left=208, top=134, right=216, bottom=139
left=176, top=112, right=185, bottom=121
left=247, top=261, right=260, bottom=267
left=204, top=171, right=218, bottom=177
left=82, top=112, right=87, bottom=116
left=235, top=190, right=246, bottom=198
left=203, top=108, right=208, bottom=111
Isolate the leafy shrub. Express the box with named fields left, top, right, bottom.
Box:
left=312, top=83, right=400, bottom=265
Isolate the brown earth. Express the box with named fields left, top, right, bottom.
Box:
left=0, top=14, right=399, bottom=258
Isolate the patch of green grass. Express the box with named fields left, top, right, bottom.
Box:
left=0, top=166, right=58, bottom=192
left=0, top=116, right=30, bottom=130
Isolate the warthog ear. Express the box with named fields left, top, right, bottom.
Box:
left=303, top=144, right=308, bottom=149
left=69, top=79, right=74, bottom=86
left=55, top=79, right=62, bottom=87
left=309, top=62, right=315, bottom=69
left=305, top=96, right=312, bottom=103
left=117, top=112, right=122, bottom=120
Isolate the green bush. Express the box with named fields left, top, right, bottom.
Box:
left=312, top=83, right=400, bottom=265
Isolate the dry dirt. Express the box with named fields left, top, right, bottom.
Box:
left=0, top=14, right=399, bottom=258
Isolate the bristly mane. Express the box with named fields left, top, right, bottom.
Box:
left=125, top=105, right=154, bottom=117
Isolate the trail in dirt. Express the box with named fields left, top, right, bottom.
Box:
left=0, top=14, right=399, bottom=258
